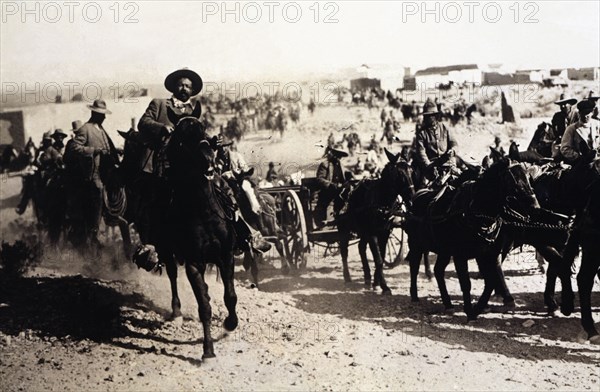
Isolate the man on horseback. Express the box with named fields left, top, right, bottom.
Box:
left=414, top=100, right=459, bottom=187
left=561, top=99, right=600, bottom=164
left=65, top=100, right=119, bottom=251
left=315, top=146, right=348, bottom=228
left=137, top=68, right=269, bottom=255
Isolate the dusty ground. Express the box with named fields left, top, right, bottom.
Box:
left=1, top=100, right=599, bottom=391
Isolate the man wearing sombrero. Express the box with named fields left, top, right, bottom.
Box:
left=560, top=99, right=600, bottom=164
left=414, top=100, right=458, bottom=186
left=551, top=93, right=577, bottom=140
left=315, top=146, right=348, bottom=227
left=38, top=129, right=68, bottom=175
left=66, top=99, right=119, bottom=250
left=134, top=69, right=203, bottom=251
left=138, top=68, right=203, bottom=176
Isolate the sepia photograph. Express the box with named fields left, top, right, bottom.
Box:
left=0, top=1, right=599, bottom=390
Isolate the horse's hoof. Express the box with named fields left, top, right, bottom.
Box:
left=411, top=297, right=419, bottom=303
left=425, top=271, right=433, bottom=281
left=503, top=300, right=516, bottom=309
left=343, top=274, right=352, bottom=283
left=544, top=297, right=558, bottom=313
left=364, top=280, right=371, bottom=288
left=382, top=288, right=392, bottom=296
left=560, top=293, right=574, bottom=315
left=589, top=335, right=600, bottom=345
left=224, top=316, right=238, bottom=332
left=282, top=266, right=290, bottom=275
left=466, top=311, right=478, bottom=322
left=560, top=297, right=574, bottom=316
left=168, top=315, right=183, bottom=326
left=480, top=306, right=491, bottom=314
left=202, top=352, right=216, bottom=360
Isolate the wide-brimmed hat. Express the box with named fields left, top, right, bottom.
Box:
left=577, top=99, right=596, bottom=115
left=51, top=129, right=68, bottom=139
left=164, top=68, right=203, bottom=96
left=422, top=101, right=440, bottom=116
left=42, top=131, right=52, bottom=141
left=554, top=93, right=577, bottom=106
left=87, top=99, right=112, bottom=114
left=324, top=146, right=349, bottom=158
left=71, top=120, right=83, bottom=131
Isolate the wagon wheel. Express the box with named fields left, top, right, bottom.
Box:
left=384, top=201, right=407, bottom=269
left=280, top=190, right=308, bottom=268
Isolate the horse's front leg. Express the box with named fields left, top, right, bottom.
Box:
left=220, top=252, right=239, bottom=333
left=161, top=246, right=181, bottom=321
left=577, top=243, right=600, bottom=342
left=407, top=246, right=421, bottom=302
left=339, top=234, right=352, bottom=283
left=185, top=262, right=215, bottom=359
left=358, top=238, right=371, bottom=287
left=453, top=257, right=475, bottom=320
left=541, top=245, right=574, bottom=316
left=433, top=253, right=453, bottom=310
left=423, top=251, right=433, bottom=281
left=368, top=236, right=391, bottom=295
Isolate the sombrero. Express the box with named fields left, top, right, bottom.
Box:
left=324, top=146, right=349, bottom=158
left=422, top=101, right=440, bottom=116
left=51, top=129, right=68, bottom=139
left=554, top=93, right=577, bottom=106
left=164, top=68, right=203, bottom=96
left=577, top=99, right=596, bottom=115
left=588, top=91, right=600, bottom=101
left=87, top=99, right=112, bottom=114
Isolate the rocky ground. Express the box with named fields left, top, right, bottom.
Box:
left=1, top=101, right=599, bottom=391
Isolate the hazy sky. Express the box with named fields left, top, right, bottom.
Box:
left=1, top=0, right=599, bottom=87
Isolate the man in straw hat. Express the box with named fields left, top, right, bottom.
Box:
left=65, top=99, right=119, bottom=250
left=560, top=99, right=600, bottom=164
left=551, top=93, right=577, bottom=140
left=314, top=146, right=348, bottom=227
left=414, top=100, right=458, bottom=186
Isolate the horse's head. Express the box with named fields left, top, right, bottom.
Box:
left=382, top=148, right=415, bottom=205
left=231, top=167, right=261, bottom=216
left=476, top=159, right=540, bottom=212
left=168, top=116, right=215, bottom=180
left=508, top=141, right=521, bottom=161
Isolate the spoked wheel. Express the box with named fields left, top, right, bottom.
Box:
left=280, top=190, right=308, bottom=268
left=384, top=200, right=407, bottom=269
left=384, top=227, right=406, bottom=269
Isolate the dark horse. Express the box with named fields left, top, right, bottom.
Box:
left=405, top=159, right=541, bottom=319
left=336, top=148, right=415, bottom=294
left=165, top=117, right=239, bottom=359
left=578, top=174, right=600, bottom=343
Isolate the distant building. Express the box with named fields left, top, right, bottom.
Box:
left=414, top=64, right=482, bottom=90
left=515, top=69, right=550, bottom=84
left=350, top=77, right=380, bottom=90
left=567, top=67, right=599, bottom=81
left=349, top=64, right=408, bottom=91
left=403, top=76, right=416, bottom=91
